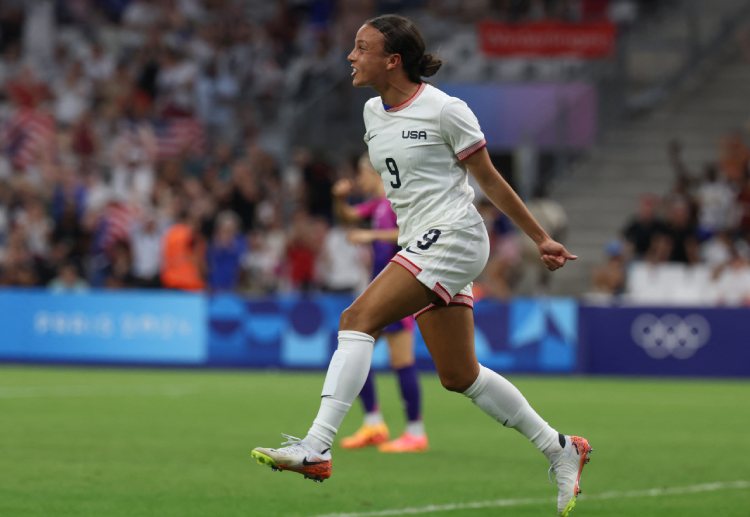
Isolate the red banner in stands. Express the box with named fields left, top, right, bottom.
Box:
left=478, top=21, right=616, bottom=58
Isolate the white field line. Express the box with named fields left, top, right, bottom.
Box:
left=313, top=480, right=750, bottom=517
left=0, top=385, right=196, bottom=399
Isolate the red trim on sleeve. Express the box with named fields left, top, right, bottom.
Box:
left=456, top=139, right=487, bottom=160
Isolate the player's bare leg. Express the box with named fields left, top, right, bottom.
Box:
left=417, top=305, right=592, bottom=516
left=252, top=263, right=437, bottom=480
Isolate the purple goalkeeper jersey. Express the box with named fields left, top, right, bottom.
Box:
left=355, top=196, right=399, bottom=277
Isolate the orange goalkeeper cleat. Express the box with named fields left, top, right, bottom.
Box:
left=341, top=423, right=390, bottom=449
left=378, top=432, right=429, bottom=453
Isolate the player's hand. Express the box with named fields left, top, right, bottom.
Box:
left=347, top=229, right=374, bottom=244
left=538, top=238, right=577, bottom=271
left=332, top=179, right=353, bottom=198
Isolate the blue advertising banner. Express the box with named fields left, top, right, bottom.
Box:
left=579, top=306, right=750, bottom=376
left=207, top=293, right=350, bottom=368
left=207, top=294, right=578, bottom=373
left=0, top=289, right=206, bottom=364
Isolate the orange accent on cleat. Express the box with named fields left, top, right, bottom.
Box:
left=569, top=436, right=592, bottom=497
left=251, top=438, right=333, bottom=483
left=277, top=459, right=332, bottom=481
left=378, top=432, right=429, bottom=453
left=548, top=434, right=593, bottom=516
left=341, top=423, right=390, bottom=449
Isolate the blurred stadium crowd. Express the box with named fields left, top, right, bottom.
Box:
left=3, top=0, right=743, bottom=300
left=590, top=131, right=750, bottom=304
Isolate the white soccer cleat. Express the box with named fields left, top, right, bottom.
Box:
left=548, top=435, right=592, bottom=516
left=251, top=434, right=332, bottom=482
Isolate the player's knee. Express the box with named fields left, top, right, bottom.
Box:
left=438, top=371, right=474, bottom=392
left=340, top=305, right=376, bottom=334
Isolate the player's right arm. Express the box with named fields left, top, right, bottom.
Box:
left=464, top=147, right=577, bottom=271
left=332, top=179, right=362, bottom=224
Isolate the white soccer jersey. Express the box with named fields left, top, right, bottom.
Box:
left=363, top=83, right=487, bottom=248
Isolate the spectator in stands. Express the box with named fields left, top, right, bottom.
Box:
left=701, top=230, right=736, bottom=269
left=160, top=209, right=205, bottom=292
left=621, top=194, right=664, bottom=260
left=224, top=160, right=259, bottom=233
left=476, top=198, right=521, bottom=300
left=195, top=58, right=240, bottom=143
left=206, top=210, right=247, bottom=292
left=303, top=156, right=336, bottom=222
left=0, top=225, right=38, bottom=287
left=52, top=60, right=92, bottom=126
left=48, top=261, right=88, bottom=293
left=103, top=240, right=137, bottom=289
left=590, top=239, right=627, bottom=298
left=709, top=240, right=750, bottom=305
left=244, top=209, right=287, bottom=294
left=130, top=213, right=166, bottom=288
left=695, top=163, right=736, bottom=240
left=735, top=174, right=750, bottom=235
left=109, top=119, right=158, bottom=204
left=664, top=139, right=700, bottom=224
left=718, top=129, right=750, bottom=185
left=284, top=210, right=322, bottom=292
left=316, top=225, right=369, bottom=295
left=157, top=47, right=199, bottom=117
left=0, top=180, right=10, bottom=251
left=656, top=199, right=700, bottom=264
left=17, top=196, right=52, bottom=261
left=51, top=200, right=88, bottom=271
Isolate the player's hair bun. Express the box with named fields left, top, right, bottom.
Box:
left=419, top=53, right=442, bottom=77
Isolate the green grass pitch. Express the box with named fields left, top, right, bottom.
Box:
left=1, top=366, right=748, bottom=516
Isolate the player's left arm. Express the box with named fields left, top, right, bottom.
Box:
left=464, top=148, right=577, bottom=271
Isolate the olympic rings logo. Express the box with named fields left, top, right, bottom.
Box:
left=630, top=313, right=711, bottom=359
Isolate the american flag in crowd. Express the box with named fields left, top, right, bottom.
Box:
left=153, top=116, right=206, bottom=159
left=0, top=108, right=56, bottom=169
left=100, top=200, right=143, bottom=252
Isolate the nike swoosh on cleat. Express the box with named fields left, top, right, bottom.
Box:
left=302, top=458, right=327, bottom=466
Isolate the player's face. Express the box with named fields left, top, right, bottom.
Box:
left=347, top=24, right=389, bottom=88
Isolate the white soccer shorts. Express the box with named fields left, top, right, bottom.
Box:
left=391, top=222, right=490, bottom=315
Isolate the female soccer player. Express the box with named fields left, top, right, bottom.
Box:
left=333, top=153, right=428, bottom=453
left=252, top=14, right=591, bottom=516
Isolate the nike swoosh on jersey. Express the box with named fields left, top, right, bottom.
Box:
left=404, top=246, right=421, bottom=255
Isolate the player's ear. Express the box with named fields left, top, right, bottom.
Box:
left=385, top=53, right=402, bottom=71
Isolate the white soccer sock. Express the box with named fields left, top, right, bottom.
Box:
left=304, top=330, right=375, bottom=453
left=405, top=420, right=425, bottom=437
left=463, top=365, right=560, bottom=455
left=364, top=411, right=384, bottom=426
